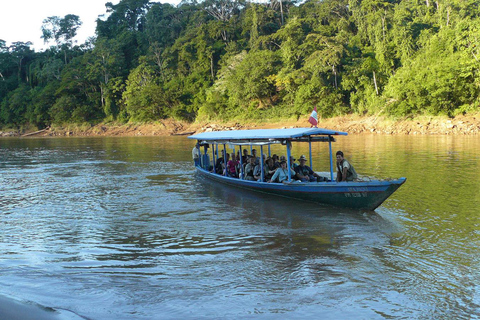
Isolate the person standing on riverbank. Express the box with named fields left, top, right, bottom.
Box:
left=336, top=151, right=357, bottom=182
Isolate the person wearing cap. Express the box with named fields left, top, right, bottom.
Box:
left=244, top=156, right=256, bottom=181
left=241, top=149, right=249, bottom=163
left=251, top=149, right=260, bottom=166
left=253, top=157, right=269, bottom=181
left=265, top=157, right=277, bottom=180
left=336, top=151, right=358, bottom=182
left=294, top=155, right=325, bottom=182
left=192, top=143, right=201, bottom=167
left=272, top=154, right=280, bottom=168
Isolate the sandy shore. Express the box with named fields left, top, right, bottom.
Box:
left=2, top=114, right=480, bottom=137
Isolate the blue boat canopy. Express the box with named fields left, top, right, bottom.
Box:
left=188, top=128, right=347, bottom=143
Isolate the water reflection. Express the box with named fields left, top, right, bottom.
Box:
left=0, top=135, right=479, bottom=319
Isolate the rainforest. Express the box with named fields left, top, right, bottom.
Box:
left=1, top=0, right=480, bottom=130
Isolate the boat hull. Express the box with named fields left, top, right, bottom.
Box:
left=195, top=167, right=406, bottom=211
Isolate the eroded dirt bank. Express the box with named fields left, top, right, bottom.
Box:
left=2, top=114, right=480, bottom=137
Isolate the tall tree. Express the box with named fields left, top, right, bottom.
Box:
left=41, top=14, right=82, bottom=63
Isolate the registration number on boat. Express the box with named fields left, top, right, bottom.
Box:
left=344, top=187, right=368, bottom=198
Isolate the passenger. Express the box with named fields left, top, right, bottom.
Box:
left=244, top=157, right=256, bottom=181
left=336, top=151, right=358, bottom=182
left=265, top=157, right=277, bottom=180
left=290, top=156, right=298, bottom=169
left=223, top=153, right=230, bottom=175
left=272, top=154, right=280, bottom=168
left=235, top=154, right=243, bottom=177
left=268, top=160, right=295, bottom=183
left=241, top=149, right=249, bottom=164
left=192, top=144, right=201, bottom=167
left=236, top=150, right=241, bottom=164
left=253, top=158, right=268, bottom=181
left=215, top=152, right=229, bottom=175
left=252, top=149, right=259, bottom=165
left=227, top=152, right=239, bottom=178
left=215, top=157, right=224, bottom=174
left=295, top=155, right=325, bottom=182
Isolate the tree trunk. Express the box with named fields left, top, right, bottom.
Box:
left=17, top=57, right=23, bottom=83
left=280, top=0, right=284, bottom=25
left=333, top=65, right=337, bottom=89
left=446, top=7, right=450, bottom=26
left=382, top=11, right=386, bottom=42
left=210, top=54, right=215, bottom=80
left=373, top=71, right=379, bottom=95
left=100, top=85, right=105, bottom=108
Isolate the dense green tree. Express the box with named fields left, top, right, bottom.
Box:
left=123, top=61, right=168, bottom=120
left=2, top=0, right=480, bottom=129
left=8, top=42, right=34, bottom=84
left=41, top=15, right=83, bottom=64
left=384, top=22, right=480, bottom=116
left=215, top=49, right=281, bottom=113
left=0, top=84, right=31, bottom=125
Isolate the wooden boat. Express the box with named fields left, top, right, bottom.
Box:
left=188, top=128, right=406, bottom=211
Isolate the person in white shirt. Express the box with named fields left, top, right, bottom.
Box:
left=268, top=161, right=295, bottom=183
left=192, top=144, right=201, bottom=167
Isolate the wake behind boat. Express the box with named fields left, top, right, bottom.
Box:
left=188, top=128, right=406, bottom=211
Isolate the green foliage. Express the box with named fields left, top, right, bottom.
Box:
left=49, top=95, right=77, bottom=124
left=384, top=23, right=480, bottom=116
left=41, top=15, right=82, bottom=47
left=215, top=49, right=281, bottom=111
left=123, top=62, right=168, bottom=121
left=2, top=0, right=480, bottom=128
left=0, top=85, right=31, bottom=125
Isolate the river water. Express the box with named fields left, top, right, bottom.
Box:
left=0, top=135, right=479, bottom=319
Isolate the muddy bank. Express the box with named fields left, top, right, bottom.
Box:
left=2, top=114, right=480, bottom=137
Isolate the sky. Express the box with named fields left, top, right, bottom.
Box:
left=0, top=0, right=180, bottom=51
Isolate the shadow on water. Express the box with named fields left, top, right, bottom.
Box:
left=194, top=173, right=386, bottom=218
left=192, top=173, right=402, bottom=254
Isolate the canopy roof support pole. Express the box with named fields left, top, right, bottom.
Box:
left=202, top=144, right=208, bottom=169
left=328, top=136, right=334, bottom=182
left=212, top=144, right=215, bottom=171
left=268, top=145, right=271, bottom=158
left=232, top=145, right=236, bottom=177
left=309, top=139, right=313, bottom=171
left=195, top=143, right=201, bottom=168
left=223, top=144, right=227, bottom=177
left=260, top=145, right=265, bottom=182
left=239, top=145, right=244, bottom=179
left=286, top=141, right=292, bottom=182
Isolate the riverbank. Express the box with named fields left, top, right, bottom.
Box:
left=1, top=114, right=480, bottom=137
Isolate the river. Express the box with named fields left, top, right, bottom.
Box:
left=0, top=135, right=479, bottom=319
